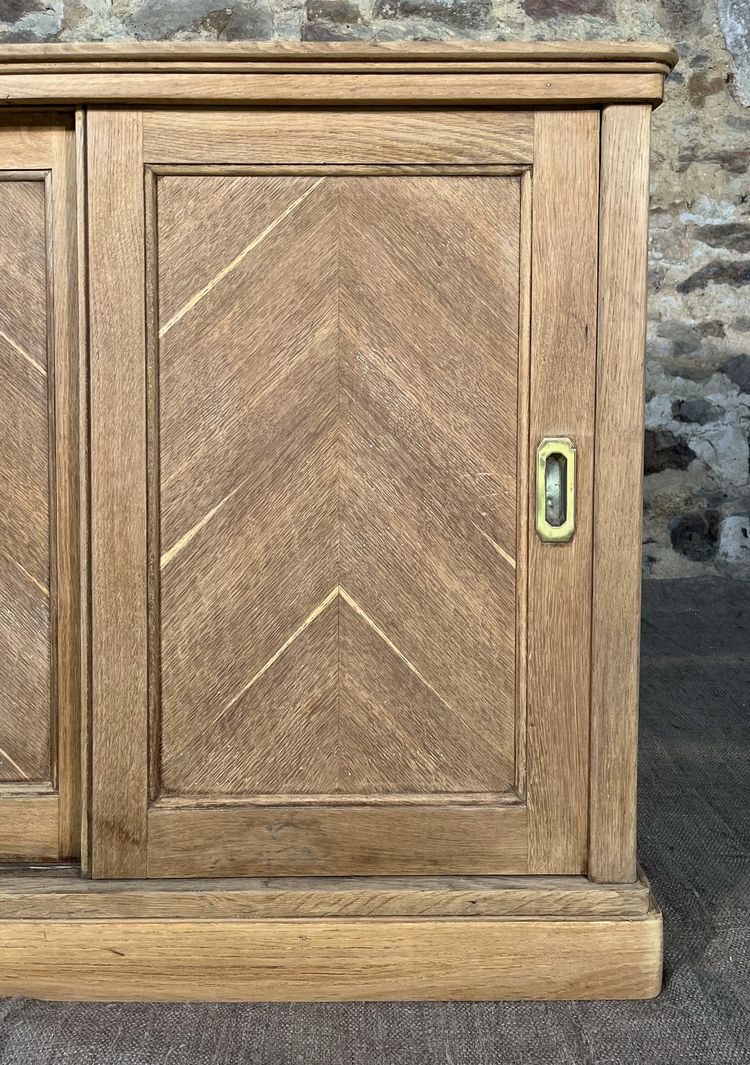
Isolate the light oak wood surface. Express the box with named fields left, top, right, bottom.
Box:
left=0, top=909, right=663, bottom=1001
left=0, top=72, right=666, bottom=107
left=156, top=170, right=519, bottom=800
left=0, top=870, right=651, bottom=919
left=0, top=41, right=679, bottom=67
left=146, top=804, right=528, bottom=877
left=88, top=110, right=148, bottom=877
left=0, top=794, right=59, bottom=860
left=86, top=109, right=568, bottom=878
left=85, top=107, right=601, bottom=880
left=0, top=43, right=667, bottom=1000
left=0, top=174, right=49, bottom=787
left=0, top=120, right=80, bottom=862
left=143, top=110, right=534, bottom=166
left=49, top=122, right=82, bottom=860
left=526, top=112, right=599, bottom=874
left=590, top=105, right=652, bottom=884
left=0, top=44, right=675, bottom=109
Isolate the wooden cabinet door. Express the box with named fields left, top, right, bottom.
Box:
left=0, top=117, right=80, bottom=862
left=86, top=108, right=598, bottom=878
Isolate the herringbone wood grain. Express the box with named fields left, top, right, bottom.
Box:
left=0, top=178, right=50, bottom=784
left=155, top=172, right=520, bottom=799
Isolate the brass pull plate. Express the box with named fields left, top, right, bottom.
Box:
left=535, top=437, right=576, bottom=543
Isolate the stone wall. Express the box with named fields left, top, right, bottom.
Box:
left=2, top=0, right=749, bottom=578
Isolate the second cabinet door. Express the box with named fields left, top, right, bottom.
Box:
left=87, top=107, right=598, bottom=878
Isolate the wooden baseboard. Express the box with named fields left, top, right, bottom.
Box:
left=0, top=867, right=662, bottom=1001
left=0, top=904, right=662, bottom=1001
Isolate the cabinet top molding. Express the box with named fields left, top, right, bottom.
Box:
left=0, top=41, right=677, bottom=107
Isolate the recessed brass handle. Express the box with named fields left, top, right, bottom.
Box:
left=535, top=437, right=576, bottom=543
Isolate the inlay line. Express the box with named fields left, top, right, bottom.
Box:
left=1, top=550, right=49, bottom=597
left=338, top=587, right=459, bottom=718
left=160, top=486, right=239, bottom=570
left=478, top=529, right=516, bottom=570
left=0, top=745, right=29, bottom=780
left=0, top=327, right=46, bottom=377
left=158, top=178, right=325, bottom=338
left=219, top=586, right=340, bottom=716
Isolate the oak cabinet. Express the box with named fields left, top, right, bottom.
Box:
left=0, top=41, right=675, bottom=1001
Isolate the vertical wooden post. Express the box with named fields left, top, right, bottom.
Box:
left=526, top=111, right=599, bottom=874
left=590, top=104, right=652, bottom=884
left=50, top=121, right=82, bottom=860
left=88, top=110, right=148, bottom=877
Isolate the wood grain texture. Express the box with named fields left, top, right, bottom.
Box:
left=0, top=119, right=57, bottom=168
left=338, top=174, right=518, bottom=796
left=146, top=804, right=528, bottom=877
left=156, top=171, right=519, bottom=805
left=49, top=125, right=82, bottom=859
left=590, top=106, right=652, bottom=884
left=0, top=175, right=50, bottom=787
left=0, top=122, right=81, bottom=863
left=0, top=795, right=58, bottom=860
left=88, top=110, right=148, bottom=877
left=143, top=110, right=534, bottom=166
left=526, top=112, right=599, bottom=874
left=157, top=174, right=339, bottom=798
left=0, top=909, right=663, bottom=1001
left=0, top=72, right=666, bottom=107
left=0, top=41, right=679, bottom=67
left=0, top=870, right=651, bottom=919
left=514, top=168, right=532, bottom=797
left=75, top=107, right=91, bottom=874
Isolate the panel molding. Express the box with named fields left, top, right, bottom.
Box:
left=148, top=163, right=531, bottom=177
left=147, top=161, right=525, bottom=810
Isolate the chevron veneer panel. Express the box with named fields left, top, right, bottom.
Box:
left=0, top=178, right=51, bottom=784
left=156, top=172, right=521, bottom=799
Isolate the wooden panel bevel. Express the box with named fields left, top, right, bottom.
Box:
left=526, top=111, right=599, bottom=874
left=589, top=106, right=652, bottom=884
left=75, top=108, right=91, bottom=874
left=514, top=167, right=532, bottom=798
left=145, top=164, right=161, bottom=804
left=88, top=110, right=148, bottom=877
left=146, top=804, right=528, bottom=877
left=148, top=163, right=530, bottom=177
left=155, top=792, right=520, bottom=807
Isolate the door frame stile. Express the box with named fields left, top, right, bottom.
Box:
left=88, top=109, right=149, bottom=877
